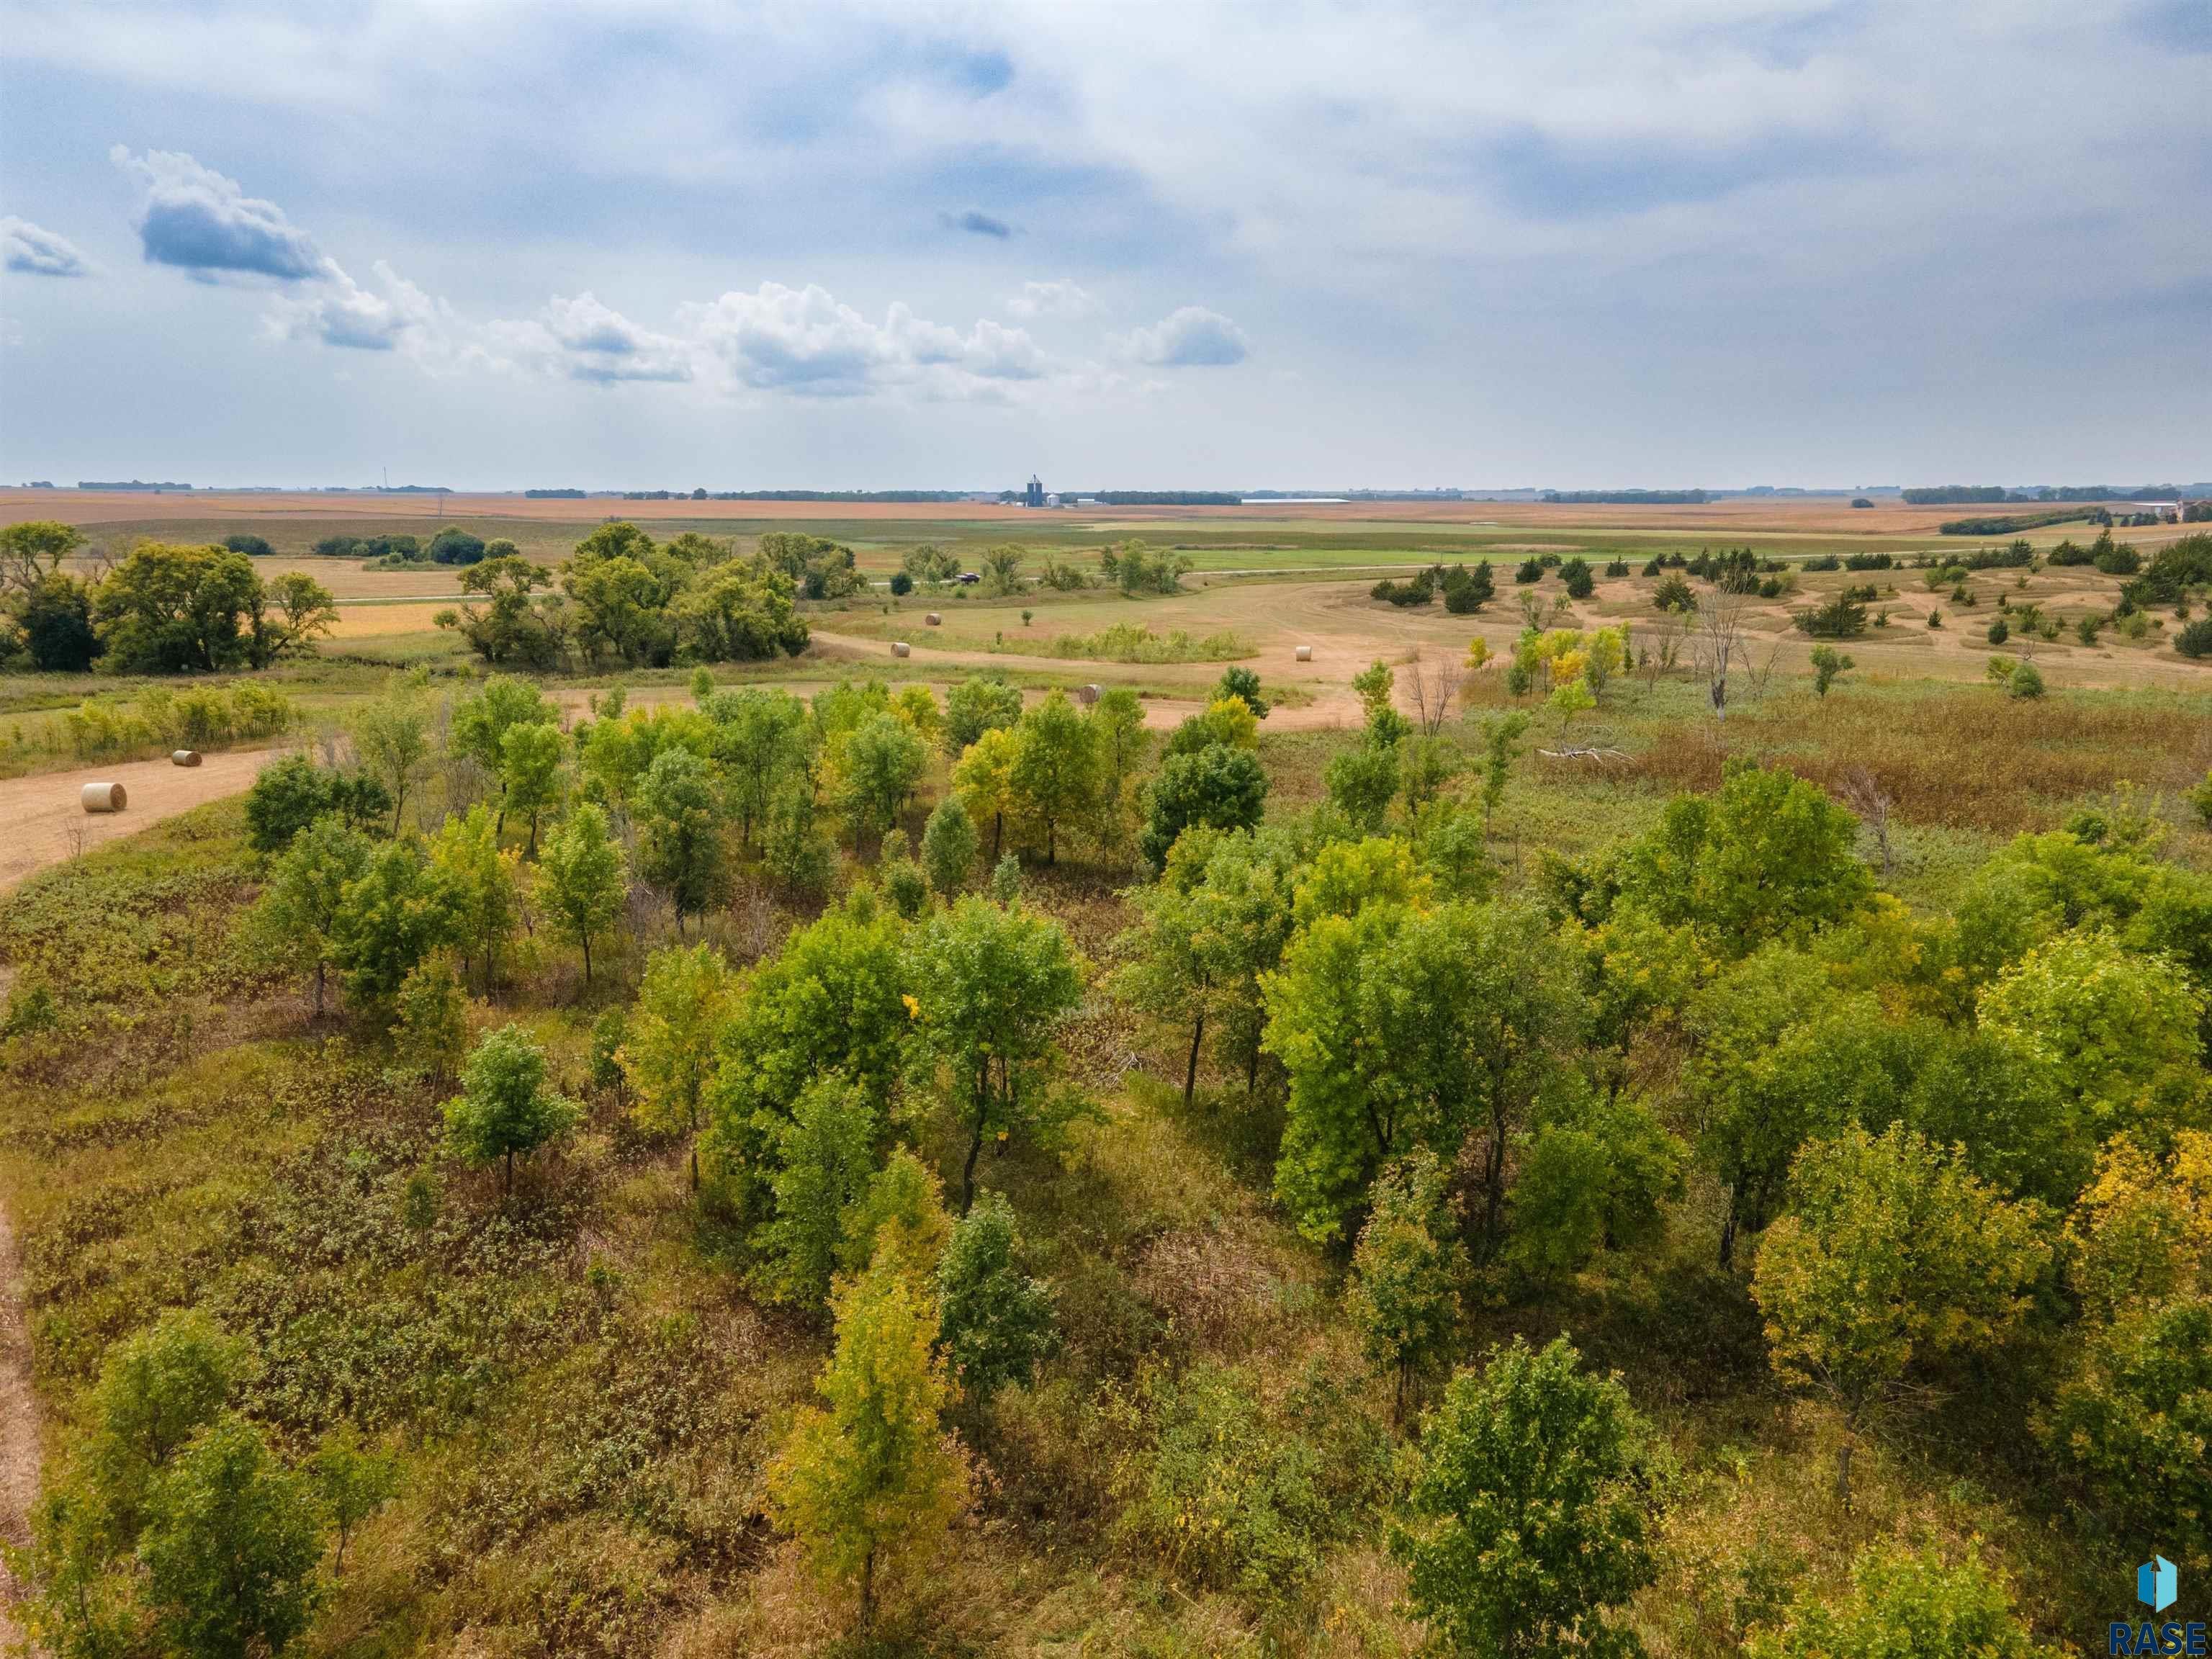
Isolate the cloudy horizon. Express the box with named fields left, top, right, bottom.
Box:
left=2, top=1, right=2207, bottom=491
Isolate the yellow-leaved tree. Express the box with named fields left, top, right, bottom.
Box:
left=767, top=1256, right=969, bottom=1633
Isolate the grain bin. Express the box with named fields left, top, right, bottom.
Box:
left=925, top=613, right=943, bottom=626
left=1295, top=645, right=1313, bottom=662
left=171, top=749, right=202, bottom=767
left=892, top=641, right=912, bottom=658
left=81, top=781, right=127, bottom=813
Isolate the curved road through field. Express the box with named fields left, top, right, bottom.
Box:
left=0, top=746, right=280, bottom=898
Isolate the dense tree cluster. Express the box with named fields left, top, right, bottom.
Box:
left=1, top=521, right=338, bottom=673
left=434, top=521, right=811, bottom=670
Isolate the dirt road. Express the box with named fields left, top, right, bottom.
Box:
left=0, top=747, right=279, bottom=896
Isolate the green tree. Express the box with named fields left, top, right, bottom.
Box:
left=436, top=554, right=565, bottom=669
left=500, top=716, right=566, bottom=849
left=935, top=1191, right=1056, bottom=1408
left=250, top=570, right=339, bottom=666
left=920, top=793, right=979, bottom=899
left=1615, top=760, right=1874, bottom=961
left=537, top=801, right=628, bottom=984
left=1751, top=1124, right=2051, bottom=1506
left=451, top=673, right=559, bottom=817
left=84, top=1311, right=240, bottom=1537
left=951, top=724, right=1019, bottom=863
left=391, top=956, right=469, bottom=1089
left=427, top=805, right=520, bottom=993
left=837, top=711, right=927, bottom=852
left=1476, top=711, right=1530, bottom=841
left=838, top=1148, right=954, bottom=1285
left=1112, top=864, right=1215, bottom=1107
left=1265, top=900, right=1587, bottom=1247
left=1976, top=928, right=2203, bottom=1143
left=138, top=1416, right=325, bottom=1659
left=1347, top=1148, right=1467, bottom=1424
left=704, top=898, right=909, bottom=1196
left=90, top=541, right=264, bottom=672
left=305, top=1426, right=398, bottom=1574
left=1325, top=740, right=1401, bottom=832
left=942, top=675, right=1024, bottom=755
left=253, top=814, right=370, bottom=1017
left=634, top=745, right=727, bottom=929
left=670, top=552, right=809, bottom=660
left=902, top=897, right=1084, bottom=1212
left=1809, top=644, right=1854, bottom=697
left=766, top=1260, right=968, bottom=1634
left=441, top=1024, right=580, bottom=1196
left=2042, top=1131, right=2211, bottom=1568
left=351, top=683, right=433, bottom=835
left=1745, top=1542, right=2034, bottom=1659
left=752, top=1074, right=881, bottom=1309
left=703, top=685, right=811, bottom=848
left=1007, top=690, right=1099, bottom=864
left=1139, top=743, right=1269, bottom=870
left=1507, top=1092, right=1686, bottom=1282
left=331, top=839, right=464, bottom=1014
left=243, top=754, right=339, bottom=855
left=1214, top=664, right=1270, bottom=718
left=624, top=942, right=731, bottom=1189
left=1390, top=1337, right=1663, bottom=1659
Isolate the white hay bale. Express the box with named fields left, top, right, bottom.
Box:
left=925, top=613, right=943, bottom=626
left=892, top=641, right=912, bottom=658
left=81, top=781, right=127, bottom=813
left=1294, top=644, right=1313, bottom=662
left=171, top=749, right=202, bottom=767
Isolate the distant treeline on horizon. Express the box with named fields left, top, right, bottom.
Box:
left=1903, top=483, right=2207, bottom=505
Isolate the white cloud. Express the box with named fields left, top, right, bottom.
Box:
left=491, top=291, right=695, bottom=383
left=109, top=146, right=322, bottom=279
left=1006, top=278, right=1095, bottom=319
left=1120, top=306, right=1249, bottom=367
left=681, top=282, right=1048, bottom=397
left=269, top=258, right=444, bottom=353
left=1, top=216, right=93, bottom=277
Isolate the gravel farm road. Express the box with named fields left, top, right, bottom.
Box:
left=0, top=747, right=279, bottom=898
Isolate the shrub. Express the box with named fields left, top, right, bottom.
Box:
left=1794, top=593, right=1869, bottom=639
left=1515, top=558, right=1543, bottom=584
left=2175, top=618, right=2212, bottom=659
left=1653, top=574, right=1696, bottom=613
left=888, top=570, right=912, bottom=595
left=1111, top=1364, right=1336, bottom=1605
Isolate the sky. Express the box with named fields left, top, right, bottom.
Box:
left=1, top=1, right=2207, bottom=492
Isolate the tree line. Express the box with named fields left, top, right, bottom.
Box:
left=1, top=521, right=337, bottom=674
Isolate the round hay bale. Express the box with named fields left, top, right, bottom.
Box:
left=925, top=613, right=943, bottom=626
left=892, top=641, right=912, bottom=658
left=81, top=781, right=127, bottom=814
left=1076, top=683, right=1102, bottom=706
left=1294, top=644, right=1314, bottom=662
left=171, top=749, right=202, bottom=767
